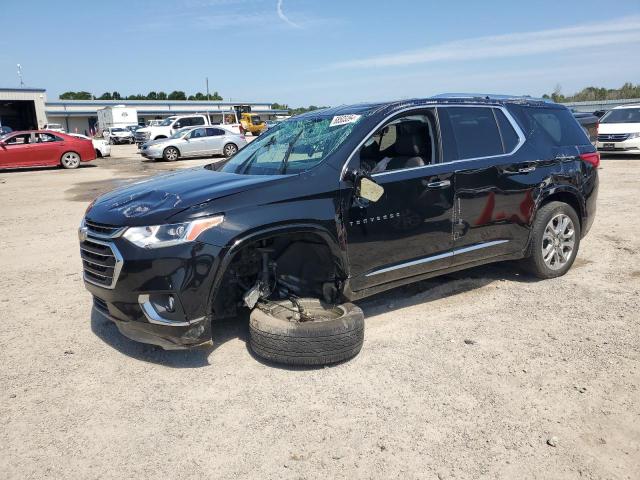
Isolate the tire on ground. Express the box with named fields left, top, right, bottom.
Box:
left=522, top=201, right=581, bottom=279
left=249, top=298, right=364, bottom=366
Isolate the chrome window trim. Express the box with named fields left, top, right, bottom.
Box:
left=365, top=240, right=509, bottom=277
left=341, top=104, right=526, bottom=180
left=82, top=236, right=124, bottom=289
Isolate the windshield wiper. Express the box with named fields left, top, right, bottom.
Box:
left=279, top=129, right=304, bottom=174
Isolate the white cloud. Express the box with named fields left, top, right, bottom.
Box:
left=329, top=15, right=640, bottom=69
left=277, top=0, right=301, bottom=28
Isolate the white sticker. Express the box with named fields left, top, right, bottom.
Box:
left=329, top=114, right=361, bottom=127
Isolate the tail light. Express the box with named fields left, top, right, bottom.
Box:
left=580, top=151, right=600, bottom=168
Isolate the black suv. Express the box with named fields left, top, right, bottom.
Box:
left=80, top=95, right=599, bottom=365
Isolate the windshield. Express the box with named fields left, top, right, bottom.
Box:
left=221, top=115, right=361, bottom=175
left=47, top=124, right=62, bottom=128
left=170, top=127, right=192, bottom=139
left=251, top=116, right=263, bottom=125
left=159, top=117, right=175, bottom=126
left=601, top=108, right=640, bottom=124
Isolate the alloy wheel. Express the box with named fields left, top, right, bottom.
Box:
left=542, top=213, right=575, bottom=270
left=224, top=144, right=237, bottom=157
left=61, top=152, right=80, bottom=169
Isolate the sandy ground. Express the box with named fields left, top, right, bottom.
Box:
left=0, top=145, right=638, bottom=480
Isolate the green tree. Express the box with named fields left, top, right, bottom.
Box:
left=146, top=91, right=157, bottom=100
left=168, top=90, right=187, bottom=100
left=157, top=91, right=168, bottom=100
left=98, top=92, right=113, bottom=100
left=112, top=91, right=121, bottom=100
left=211, top=91, right=223, bottom=101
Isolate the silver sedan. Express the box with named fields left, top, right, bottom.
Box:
left=140, top=126, right=247, bottom=161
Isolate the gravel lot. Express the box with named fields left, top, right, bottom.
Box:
left=1, top=145, right=638, bottom=479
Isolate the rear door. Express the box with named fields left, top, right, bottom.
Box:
left=204, top=127, right=226, bottom=154
left=437, top=105, right=543, bottom=265
left=31, top=132, right=65, bottom=165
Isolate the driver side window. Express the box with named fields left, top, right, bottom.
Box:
left=359, top=113, right=436, bottom=174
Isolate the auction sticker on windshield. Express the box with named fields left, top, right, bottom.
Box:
left=330, top=114, right=361, bottom=127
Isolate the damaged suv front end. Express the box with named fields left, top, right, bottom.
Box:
left=80, top=111, right=365, bottom=349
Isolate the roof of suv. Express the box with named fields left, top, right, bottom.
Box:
left=294, top=94, right=557, bottom=120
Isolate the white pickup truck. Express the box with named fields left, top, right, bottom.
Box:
left=135, top=114, right=242, bottom=145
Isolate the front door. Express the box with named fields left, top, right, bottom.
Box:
left=183, top=128, right=209, bottom=156
left=0, top=133, right=34, bottom=168
left=343, top=110, right=455, bottom=291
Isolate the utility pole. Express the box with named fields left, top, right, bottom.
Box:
left=17, top=64, right=24, bottom=87
left=206, top=77, right=210, bottom=101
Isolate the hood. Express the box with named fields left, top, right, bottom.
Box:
left=86, top=167, right=284, bottom=226
left=598, top=122, right=640, bottom=134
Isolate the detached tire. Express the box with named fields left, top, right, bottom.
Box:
left=249, top=299, right=364, bottom=366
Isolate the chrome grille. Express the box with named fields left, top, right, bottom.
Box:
left=80, top=237, right=123, bottom=289
left=85, top=219, right=125, bottom=238
left=135, top=131, right=151, bottom=142
left=598, top=133, right=630, bottom=142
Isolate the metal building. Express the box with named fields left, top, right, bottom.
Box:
left=0, top=87, right=287, bottom=134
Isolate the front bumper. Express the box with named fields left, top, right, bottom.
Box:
left=82, top=234, right=224, bottom=349
left=139, top=148, right=162, bottom=159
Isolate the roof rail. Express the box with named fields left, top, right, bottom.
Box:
left=431, top=93, right=552, bottom=103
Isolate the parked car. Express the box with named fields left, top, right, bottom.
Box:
left=134, top=115, right=208, bottom=145
left=80, top=95, right=598, bottom=366
left=126, top=125, right=142, bottom=136
left=103, top=126, right=135, bottom=145
left=42, top=123, right=65, bottom=133
left=1, top=130, right=96, bottom=169
left=596, top=104, right=640, bottom=155
left=140, top=126, right=247, bottom=161
left=572, top=111, right=599, bottom=145
left=69, top=133, right=111, bottom=158
left=593, top=110, right=608, bottom=118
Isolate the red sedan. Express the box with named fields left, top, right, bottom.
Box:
left=0, top=130, right=96, bottom=170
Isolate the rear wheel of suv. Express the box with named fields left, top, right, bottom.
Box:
left=523, top=201, right=581, bottom=279
left=223, top=143, right=238, bottom=157
left=249, top=298, right=365, bottom=366
left=163, top=146, right=180, bottom=161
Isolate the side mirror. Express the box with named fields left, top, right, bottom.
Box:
left=357, top=177, right=384, bottom=202
left=173, top=123, right=181, bottom=129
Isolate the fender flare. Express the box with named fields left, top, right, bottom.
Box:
left=525, top=184, right=585, bottom=252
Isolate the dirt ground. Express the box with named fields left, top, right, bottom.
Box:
left=0, top=145, right=638, bottom=480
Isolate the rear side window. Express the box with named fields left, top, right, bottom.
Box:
left=206, top=128, right=225, bottom=136
left=191, top=117, right=206, bottom=126
left=438, top=107, right=504, bottom=161
left=522, top=107, right=589, bottom=147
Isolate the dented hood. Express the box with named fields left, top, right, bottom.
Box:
left=86, top=167, right=283, bottom=226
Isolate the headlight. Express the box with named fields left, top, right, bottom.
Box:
left=628, top=132, right=640, bottom=139
left=122, top=215, right=224, bottom=249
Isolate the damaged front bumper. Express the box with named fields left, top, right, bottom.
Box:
left=82, top=236, right=223, bottom=350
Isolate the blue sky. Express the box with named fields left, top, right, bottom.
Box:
left=1, top=0, right=639, bottom=106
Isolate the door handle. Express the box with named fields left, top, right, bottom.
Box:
left=426, top=180, right=451, bottom=188
left=518, top=166, right=536, bottom=173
